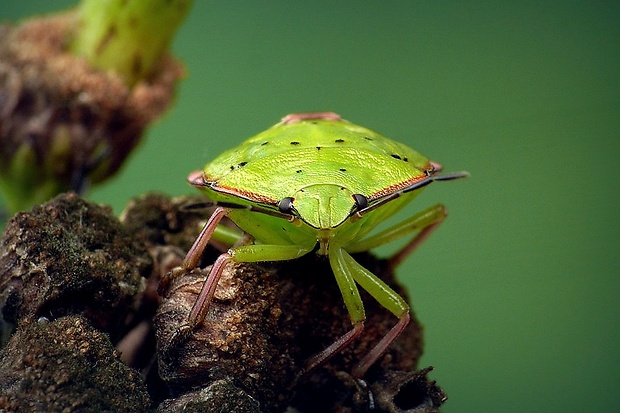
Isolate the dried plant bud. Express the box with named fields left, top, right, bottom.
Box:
left=371, top=368, right=447, bottom=413
left=0, top=12, right=184, bottom=213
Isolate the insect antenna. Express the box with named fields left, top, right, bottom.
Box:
left=401, top=171, right=469, bottom=194
left=178, top=200, right=216, bottom=212
left=212, top=201, right=298, bottom=223
left=424, top=170, right=470, bottom=183
left=353, top=171, right=469, bottom=219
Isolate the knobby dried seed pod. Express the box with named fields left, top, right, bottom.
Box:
left=0, top=315, right=150, bottom=412
left=145, top=193, right=441, bottom=412
left=0, top=192, right=449, bottom=412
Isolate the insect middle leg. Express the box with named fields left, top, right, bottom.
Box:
left=306, top=247, right=411, bottom=378
left=303, top=247, right=367, bottom=373
left=339, top=249, right=410, bottom=378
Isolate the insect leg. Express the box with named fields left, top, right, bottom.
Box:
left=188, top=244, right=314, bottom=327
left=346, top=203, right=448, bottom=269
left=165, top=251, right=232, bottom=354
left=304, top=247, right=366, bottom=372
left=158, top=206, right=231, bottom=295
left=228, top=243, right=314, bottom=262
left=178, top=200, right=247, bottom=249
left=161, top=207, right=232, bottom=356
left=165, top=242, right=315, bottom=358
left=211, top=223, right=246, bottom=247
left=187, top=250, right=235, bottom=323
left=183, top=207, right=230, bottom=270
left=339, top=249, right=410, bottom=378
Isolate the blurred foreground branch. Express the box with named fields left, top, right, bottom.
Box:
left=0, top=2, right=189, bottom=214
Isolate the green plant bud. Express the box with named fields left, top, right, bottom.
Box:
left=72, top=0, right=193, bottom=87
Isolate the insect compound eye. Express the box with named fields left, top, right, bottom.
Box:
left=352, top=193, right=369, bottom=211
left=278, top=197, right=296, bottom=214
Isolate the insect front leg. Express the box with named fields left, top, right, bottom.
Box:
left=346, top=203, right=448, bottom=269
left=159, top=206, right=231, bottom=296
left=180, top=207, right=232, bottom=272
left=164, top=241, right=314, bottom=358
left=160, top=206, right=232, bottom=354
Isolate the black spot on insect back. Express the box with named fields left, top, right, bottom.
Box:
left=339, top=168, right=347, bottom=172
left=290, top=141, right=300, bottom=145
left=296, top=170, right=303, bottom=173
left=391, top=154, right=402, bottom=160
left=261, top=141, right=269, bottom=146
left=231, top=161, right=248, bottom=170
left=316, top=146, right=322, bottom=150
left=335, top=139, right=345, bottom=143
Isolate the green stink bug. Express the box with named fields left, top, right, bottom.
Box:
left=166, top=112, right=468, bottom=378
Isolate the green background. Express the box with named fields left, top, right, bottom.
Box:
left=3, top=2, right=619, bottom=412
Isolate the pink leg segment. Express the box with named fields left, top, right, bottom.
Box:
left=304, top=322, right=365, bottom=373
left=352, top=312, right=411, bottom=378
left=388, top=221, right=443, bottom=269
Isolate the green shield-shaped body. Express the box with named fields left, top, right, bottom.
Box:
left=175, top=112, right=466, bottom=379
left=193, top=112, right=435, bottom=250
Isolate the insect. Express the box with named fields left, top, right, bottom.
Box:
left=166, top=112, right=468, bottom=378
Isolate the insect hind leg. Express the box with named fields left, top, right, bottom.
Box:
left=306, top=248, right=412, bottom=378
left=353, top=312, right=410, bottom=378
left=346, top=204, right=448, bottom=269
left=303, top=322, right=365, bottom=373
